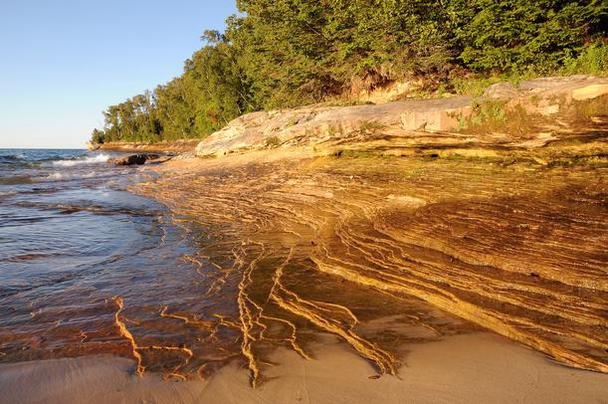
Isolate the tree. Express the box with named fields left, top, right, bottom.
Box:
left=90, top=0, right=608, bottom=144
left=453, top=0, right=608, bottom=72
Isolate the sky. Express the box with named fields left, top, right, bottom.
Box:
left=0, top=0, right=237, bottom=149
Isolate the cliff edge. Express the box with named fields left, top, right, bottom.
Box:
left=195, top=75, right=608, bottom=159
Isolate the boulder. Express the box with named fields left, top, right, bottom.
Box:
left=108, top=154, right=160, bottom=166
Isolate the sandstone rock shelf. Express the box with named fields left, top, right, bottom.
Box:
left=195, top=75, right=608, bottom=160
left=136, top=146, right=608, bottom=382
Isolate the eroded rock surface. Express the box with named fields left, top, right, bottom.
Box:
left=196, top=76, right=608, bottom=158
left=136, top=142, right=608, bottom=383
left=174, top=79, right=608, bottom=382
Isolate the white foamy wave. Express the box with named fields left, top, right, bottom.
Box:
left=45, top=171, right=100, bottom=181
left=47, top=172, right=65, bottom=180
left=53, top=153, right=110, bottom=167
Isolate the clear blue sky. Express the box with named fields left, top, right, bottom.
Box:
left=0, top=0, right=237, bottom=149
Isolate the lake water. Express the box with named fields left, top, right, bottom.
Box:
left=0, top=149, right=214, bottom=373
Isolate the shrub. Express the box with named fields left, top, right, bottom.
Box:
left=563, top=42, right=608, bottom=76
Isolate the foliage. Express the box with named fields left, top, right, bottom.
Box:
left=563, top=41, right=608, bottom=76
left=448, top=72, right=533, bottom=96
left=453, top=0, right=608, bottom=73
left=90, top=129, right=105, bottom=144
left=93, top=32, right=252, bottom=144
left=459, top=100, right=541, bottom=136
left=90, top=0, right=607, bottom=144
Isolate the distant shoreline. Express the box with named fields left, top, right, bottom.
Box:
left=89, top=139, right=199, bottom=154
left=0, top=147, right=86, bottom=151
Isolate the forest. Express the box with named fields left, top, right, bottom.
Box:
left=90, top=0, right=608, bottom=144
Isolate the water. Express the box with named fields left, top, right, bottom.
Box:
left=0, top=149, right=447, bottom=382
left=1, top=149, right=158, bottom=295
left=0, top=149, right=208, bottom=370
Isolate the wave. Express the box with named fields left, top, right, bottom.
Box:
left=45, top=171, right=100, bottom=181
left=52, top=153, right=111, bottom=167
left=0, top=153, right=27, bottom=163
left=0, top=175, right=33, bottom=185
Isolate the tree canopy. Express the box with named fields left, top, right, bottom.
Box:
left=91, top=0, right=607, bottom=144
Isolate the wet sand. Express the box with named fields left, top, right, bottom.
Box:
left=1, top=332, right=607, bottom=404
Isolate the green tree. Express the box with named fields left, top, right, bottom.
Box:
left=453, top=0, right=608, bottom=72
left=90, top=0, right=607, bottom=144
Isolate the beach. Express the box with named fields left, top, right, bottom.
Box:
left=2, top=332, right=607, bottom=404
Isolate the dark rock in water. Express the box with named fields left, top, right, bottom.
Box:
left=108, top=154, right=160, bottom=166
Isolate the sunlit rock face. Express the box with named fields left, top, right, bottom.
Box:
left=195, top=76, right=608, bottom=158
left=186, top=75, right=608, bottom=383
left=137, top=146, right=607, bottom=383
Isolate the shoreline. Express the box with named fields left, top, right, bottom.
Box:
left=136, top=148, right=608, bottom=376
left=1, top=332, right=606, bottom=404
left=7, top=75, right=607, bottom=400
left=2, top=146, right=607, bottom=402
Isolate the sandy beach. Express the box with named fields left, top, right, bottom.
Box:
left=2, top=332, right=607, bottom=404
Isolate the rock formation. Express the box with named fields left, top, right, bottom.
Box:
left=100, top=76, right=606, bottom=382
left=155, top=76, right=602, bottom=382
left=139, top=139, right=608, bottom=382
left=195, top=75, right=608, bottom=159
left=108, top=154, right=160, bottom=166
